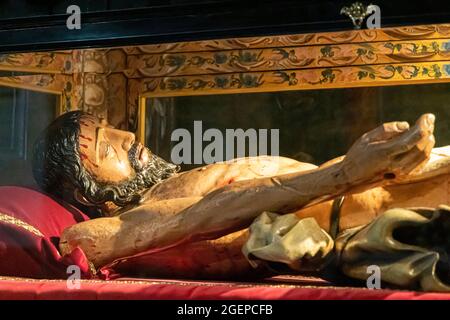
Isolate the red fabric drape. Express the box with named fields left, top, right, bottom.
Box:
left=1, top=278, right=450, bottom=300
left=0, top=186, right=91, bottom=279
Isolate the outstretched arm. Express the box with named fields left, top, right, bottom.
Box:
left=60, top=114, right=435, bottom=267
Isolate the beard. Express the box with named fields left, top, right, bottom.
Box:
left=83, top=143, right=180, bottom=208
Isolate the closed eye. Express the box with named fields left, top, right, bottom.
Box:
left=100, top=142, right=115, bottom=161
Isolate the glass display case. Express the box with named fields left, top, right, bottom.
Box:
left=1, top=22, right=450, bottom=297
left=144, top=83, right=450, bottom=171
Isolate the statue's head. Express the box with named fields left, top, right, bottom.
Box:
left=32, top=111, right=179, bottom=214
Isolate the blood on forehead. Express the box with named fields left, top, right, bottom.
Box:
left=79, top=115, right=98, bottom=127
left=79, top=116, right=98, bottom=142
left=79, top=149, right=99, bottom=168
left=80, top=134, right=92, bottom=141
left=78, top=116, right=100, bottom=168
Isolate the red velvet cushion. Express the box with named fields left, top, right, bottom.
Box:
left=0, top=186, right=93, bottom=279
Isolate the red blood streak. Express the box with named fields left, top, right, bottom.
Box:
left=80, top=134, right=92, bottom=141
left=80, top=144, right=88, bottom=149
left=79, top=153, right=98, bottom=168
left=89, top=160, right=99, bottom=168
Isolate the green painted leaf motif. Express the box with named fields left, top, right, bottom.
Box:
left=444, top=64, right=450, bottom=76
left=384, top=42, right=394, bottom=50
left=443, top=41, right=450, bottom=52
left=272, top=48, right=289, bottom=59
left=163, top=78, right=187, bottom=90
left=213, top=52, right=228, bottom=64
left=238, top=50, right=261, bottom=63
left=384, top=65, right=395, bottom=74
left=274, top=71, right=290, bottom=83
left=410, top=66, right=419, bottom=78
left=431, top=42, right=440, bottom=53
left=215, top=76, right=229, bottom=88
left=288, top=72, right=298, bottom=85
left=164, top=55, right=186, bottom=67
left=356, top=48, right=367, bottom=56
left=320, top=46, right=334, bottom=58
left=357, top=71, right=368, bottom=79
left=432, top=64, right=442, bottom=78
left=321, top=69, right=335, bottom=83
left=239, top=74, right=261, bottom=87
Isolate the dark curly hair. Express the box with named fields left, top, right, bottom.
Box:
left=32, top=111, right=179, bottom=216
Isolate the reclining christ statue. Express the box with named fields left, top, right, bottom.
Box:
left=32, top=111, right=450, bottom=291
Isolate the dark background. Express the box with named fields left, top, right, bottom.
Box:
left=0, top=0, right=450, bottom=53
left=148, top=83, right=450, bottom=169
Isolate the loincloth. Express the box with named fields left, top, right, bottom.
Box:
left=243, top=205, right=450, bottom=292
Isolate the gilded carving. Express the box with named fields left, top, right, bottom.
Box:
left=128, top=61, right=450, bottom=98
left=0, top=52, right=72, bottom=74
left=2, top=23, right=450, bottom=134
left=83, top=49, right=127, bottom=74
left=82, top=73, right=109, bottom=120
left=125, top=39, right=450, bottom=78
left=0, top=74, right=66, bottom=93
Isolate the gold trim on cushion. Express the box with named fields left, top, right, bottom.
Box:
left=0, top=275, right=369, bottom=291
left=0, top=212, right=44, bottom=237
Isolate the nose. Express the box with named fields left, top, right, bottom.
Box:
left=121, top=132, right=136, bottom=151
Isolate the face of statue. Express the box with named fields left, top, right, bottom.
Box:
left=78, top=114, right=150, bottom=184
left=32, top=111, right=179, bottom=213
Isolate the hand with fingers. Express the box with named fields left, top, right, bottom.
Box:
left=340, top=113, right=436, bottom=187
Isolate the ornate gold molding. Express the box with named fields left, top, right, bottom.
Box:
left=126, top=60, right=450, bottom=134
left=0, top=74, right=82, bottom=114
left=0, top=49, right=128, bottom=126
left=0, top=51, right=72, bottom=74
left=132, top=61, right=450, bottom=98
left=125, top=39, right=450, bottom=78
left=1, top=23, right=450, bottom=133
